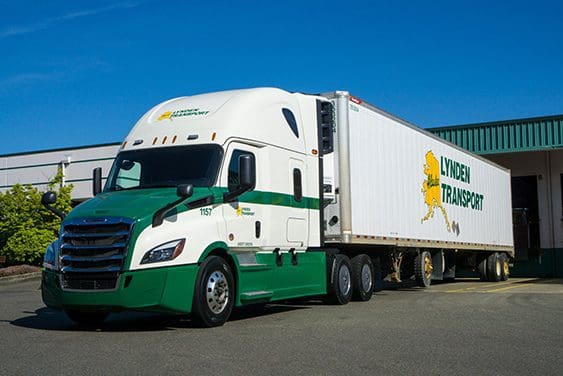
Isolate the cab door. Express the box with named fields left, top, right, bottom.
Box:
left=286, top=158, right=308, bottom=247
left=221, top=142, right=263, bottom=251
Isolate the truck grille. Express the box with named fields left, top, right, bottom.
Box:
left=59, top=217, right=134, bottom=291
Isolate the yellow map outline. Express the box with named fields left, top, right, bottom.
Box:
left=421, top=150, right=451, bottom=231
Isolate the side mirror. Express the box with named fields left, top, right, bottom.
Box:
left=41, top=191, right=65, bottom=220
left=177, top=184, right=193, bottom=198
left=223, top=155, right=256, bottom=203
left=152, top=184, right=194, bottom=227
left=93, top=167, right=102, bottom=196
left=41, top=191, right=57, bottom=205
left=239, top=155, right=256, bottom=190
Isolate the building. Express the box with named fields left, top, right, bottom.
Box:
left=430, top=114, right=563, bottom=277
left=2, top=113, right=561, bottom=277
left=0, top=143, right=120, bottom=203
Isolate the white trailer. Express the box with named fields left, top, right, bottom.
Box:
left=41, top=88, right=514, bottom=326
left=321, top=92, right=513, bottom=286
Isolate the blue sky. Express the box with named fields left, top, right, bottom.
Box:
left=1, top=0, right=562, bottom=155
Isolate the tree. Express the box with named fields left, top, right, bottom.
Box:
left=0, top=168, right=73, bottom=265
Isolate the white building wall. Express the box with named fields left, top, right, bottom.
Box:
left=0, top=143, right=120, bottom=201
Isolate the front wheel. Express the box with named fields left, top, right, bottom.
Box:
left=192, top=256, right=235, bottom=327
left=65, top=310, right=108, bottom=326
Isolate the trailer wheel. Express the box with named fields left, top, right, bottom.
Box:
left=65, top=310, right=108, bottom=326
left=414, top=251, right=432, bottom=287
left=499, top=253, right=510, bottom=281
left=351, top=254, right=374, bottom=302
left=326, top=254, right=353, bottom=305
left=486, top=252, right=502, bottom=282
left=192, top=256, right=235, bottom=327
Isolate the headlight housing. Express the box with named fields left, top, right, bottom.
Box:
left=43, top=239, right=60, bottom=270
left=141, top=239, right=185, bottom=264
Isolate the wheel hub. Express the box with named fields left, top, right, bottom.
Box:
left=339, top=264, right=351, bottom=295
left=361, top=264, right=372, bottom=292
left=206, top=271, right=229, bottom=314
left=424, top=255, right=433, bottom=279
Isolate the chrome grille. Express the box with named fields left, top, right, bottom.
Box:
left=59, top=217, right=133, bottom=291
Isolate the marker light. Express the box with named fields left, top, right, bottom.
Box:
left=141, top=239, right=185, bottom=264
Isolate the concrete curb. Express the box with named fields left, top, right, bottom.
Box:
left=0, top=271, right=42, bottom=285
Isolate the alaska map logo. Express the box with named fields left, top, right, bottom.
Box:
left=421, top=151, right=485, bottom=235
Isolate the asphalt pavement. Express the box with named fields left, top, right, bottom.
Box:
left=1, top=277, right=562, bottom=376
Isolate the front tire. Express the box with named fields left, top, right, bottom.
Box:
left=326, top=254, right=353, bottom=305
left=65, top=310, right=108, bottom=326
left=192, top=256, right=235, bottom=327
left=351, top=254, right=374, bottom=301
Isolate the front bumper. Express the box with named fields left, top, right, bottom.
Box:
left=41, top=264, right=199, bottom=314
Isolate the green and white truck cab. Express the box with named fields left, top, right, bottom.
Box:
left=42, top=88, right=337, bottom=326
left=41, top=87, right=514, bottom=327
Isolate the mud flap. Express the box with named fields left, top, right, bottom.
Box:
left=430, top=250, right=444, bottom=281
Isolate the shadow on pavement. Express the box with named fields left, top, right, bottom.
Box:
left=8, top=304, right=307, bottom=332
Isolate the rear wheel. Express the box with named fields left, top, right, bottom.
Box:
left=500, top=253, right=510, bottom=281
left=192, top=256, right=235, bottom=327
left=351, top=254, right=374, bottom=302
left=414, top=251, right=432, bottom=287
left=65, top=310, right=108, bottom=326
left=486, top=252, right=502, bottom=282
left=326, top=254, right=353, bottom=305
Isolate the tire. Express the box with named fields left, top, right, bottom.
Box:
left=414, top=251, right=432, bottom=287
left=499, top=253, right=510, bottom=281
left=192, top=256, right=235, bottom=327
left=326, top=254, right=353, bottom=305
left=65, top=310, right=108, bottom=326
left=478, top=257, right=487, bottom=281
left=486, top=252, right=502, bottom=282
left=351, top=254, right=374, bottom=302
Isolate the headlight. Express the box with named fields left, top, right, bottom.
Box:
left=141, top=239, right=185, bottom=264
left=43, top=239, right=60, bottom=270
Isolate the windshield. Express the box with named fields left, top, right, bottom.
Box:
left=105, top=144, right=223, bottom=191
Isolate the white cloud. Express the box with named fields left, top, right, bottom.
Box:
left=0, top=1, right=144, bottom=38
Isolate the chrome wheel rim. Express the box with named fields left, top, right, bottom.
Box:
left=503, top=259, right=510, bottom=276
left=361, top=264, right=372, bottom=292
left=496, top=258, right=502, bottom=277
left=339, top=264, right=351, bottom=295
left=424, top=254, right=433, bottom=280
left=206, top=271, right=229, bottom=314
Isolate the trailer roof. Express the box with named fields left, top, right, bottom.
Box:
left=428, top=114, right=563, bottom=155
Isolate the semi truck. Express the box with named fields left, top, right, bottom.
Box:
left=41, top=88, right=514, bottom=327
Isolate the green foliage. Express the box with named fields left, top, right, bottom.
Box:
left=3, top=228, right=55, bottom=265
left=0, top=168, right=73, bottom=265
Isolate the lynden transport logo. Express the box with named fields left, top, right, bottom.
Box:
left=157, top=108, right=210, bottom=121
left=421, top=151, right=485, bottom=235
